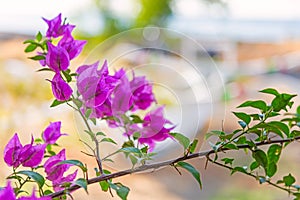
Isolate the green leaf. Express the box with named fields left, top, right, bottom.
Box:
left=100, top=138, right=117, bottom=145
left=267, top=162, right=277, bottom=177
left=250, top=114, right=261, bottom=121
left=277, top=180, right=284, bottom=184
left=121, top=147, right=141, bottom=155
left=205, top=130, right=225, bottom=140
left=16, top=171, right=45, bottom=188
left=85, top=108, right=92, bottom=118
left=122, top=140, right=135, bottom=148
left=132, top=132, right=141, bottom=140
left=254, top=123, right=284, bottom=138
left=250, top=161, right=259, bottom=171
left=28, top=55, right=45, bottom=61
left=7, top=175, right=24, bottom=182
left=50, top=99, right=70, bottom=107
left=297, top=106, right=300, bottom=115
left=189, top=139, right=198, bottom=153
left=57, top=159, right=87, bottom=172
left=129, top=154, right=138, bottom=166
left=233, top=112, right=251, bottom=124
left=74, top=178, right=88, bottom=193
left=238, top=100, right=267, bottom=112
left=259, top=88, right=279, bottom=96
left=43, top=190, right=53, bottom=195
left=36, top=31, right=43, bottom=42
left=84, top=130, right=95, bottom=138
left=99, top=181, right=109, bottom=192
left=116, top=185, right=130, bottom=200
left=23, top=39, right=35, bottom=44
left=283, top=173, right=296, bottom=186
left=291, top=130, right=300, bottom=138
left=170, top=132, right=190, bottom=150
left=130, top=115, right=143, bottom=123
left=140, top=146, right=148, bottom=154
left=110, top=183, right=130, bottom=200
left=267, top=144, right=282, bottom=164
left=231, top=166, right=247, bottom=175
left=271, top=94, right=297, bottom=112
left=268, top=121, right=290, bottom=137
left=246, top=140, right=256, bottom=149
left=90, top=118, right=97, bottom=125
left=220, top=133, right=235, bottom=141
left=96, top=132, right=106, bottom=136
left=25, top=44, right=38, bottom=53
left=221, top=158, right=234, bottom=165
left=294, top=193, right=300, bottom=200
left=234, top=136, right=247, bottom=145
left=70, top=73, right=78, bottom=77
left=62, top=70, right=72, bottom=83
left=224, top=143, right=239, bottom=150
left=252, top=149, right=268, bottom=173
left=36, top=68, right=53, bottom=72
left=73, top=99, right=82, bottom=108
left=34, top=138, right=43, bottom=143
left=176, top=161, right=202, bottom=189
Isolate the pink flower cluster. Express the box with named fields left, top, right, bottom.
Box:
left=2, top=122, right=76, bottom=199
left=4, top=134, right=46, bottom=168
left=39, top=14, right=175, bottom=151
left=76, top=61, right=174, bottom=150
left=41, top=14, right=86, bottom=101
left=44, top=149, right=78, bottom=192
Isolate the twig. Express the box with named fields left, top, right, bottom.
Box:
left=72, top=97, right=104, bottom=174
left=48, top=136, right=300, bottom=198
left=206, top=153, right=292, bottom=194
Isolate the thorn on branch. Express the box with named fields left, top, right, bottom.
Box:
left=81, top=151, right=94, bottom=157
left=109, top=184, right=114, bottom=197
left=171, top=164, right=182, bottom=175
left=204, top=156, right=209, bottom=170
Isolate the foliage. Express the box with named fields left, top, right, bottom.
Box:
left=206, top=88, right=300, bottom=199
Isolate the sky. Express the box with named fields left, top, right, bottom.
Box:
left=1, top=0, right=300, bottom=35
left=0, top=0, right=93, bottom=34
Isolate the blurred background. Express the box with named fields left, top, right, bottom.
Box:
left=1, top=0, right=300, bottom=199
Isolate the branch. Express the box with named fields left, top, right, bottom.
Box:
left=48, top=136, right=300, bottom=198
left=206, top=154, right=292, bottom=194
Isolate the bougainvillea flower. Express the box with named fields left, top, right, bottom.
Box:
left=0, top=181, right=16, bottom=200
left=58, top=30, right=87, bottom=60
left=52, top=170, right=78, bottom=192
left=19, top=141, right=46, bottom=168
left=138, top=107, right=175, bottom=151
left=111, top=69, right=133, bottom=114
left=91, top=98, right=112, bottom=119
left=43, top=13, right=75, bottom=38
left=46, top=42, right=70, bottom=72
left=76, top=60, right=118, bottom=109
left=4, top=133, right=23, bottom=168
left=42, top=121, right=66, bottom=144
left=44, top=149, right=71, bottom=181
left=130, top=74, right=155, bottom=110
left=76, top=61, right=100, bottom=100
left=4, top=134, right=46, bottom=168
left=18, top=189, right=51, bottom=200
left=49, top=73, right=73, bottom=101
